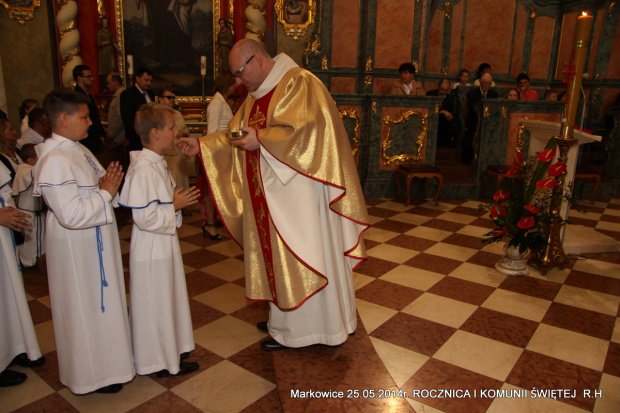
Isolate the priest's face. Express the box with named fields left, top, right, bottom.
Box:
left=230, top=52, right=263, bottom=92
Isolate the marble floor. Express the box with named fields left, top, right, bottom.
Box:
left=2, top=197, right=620, bottom=413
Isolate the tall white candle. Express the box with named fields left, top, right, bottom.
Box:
left=201, top=56, right=207, bottom=75
left=127, top=55, right=134, bottom=75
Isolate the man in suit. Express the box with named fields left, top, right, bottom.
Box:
left=463, top=73, right=497, bottom=163
left=426, top=78, right=456, bottom=147
left=73, top=65, right=106, bottom=153
left=120, top=68, right=154, bottom=152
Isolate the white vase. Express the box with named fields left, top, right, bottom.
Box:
left=495, top=241, right=529, bottom=276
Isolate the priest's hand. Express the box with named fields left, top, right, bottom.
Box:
left=231, top=127, right=260, bottom=151
left=0, top=207, right=31, bottom=232
left=177, top=137, right=200, bottom=156
left=173, top=186, right=200, bottom=211
left=100, top=161, right=124, bottom=198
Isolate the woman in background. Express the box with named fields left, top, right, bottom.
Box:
left=0, top=119, right=22, bottom=179
left=198, top=72, right=236, bottom=240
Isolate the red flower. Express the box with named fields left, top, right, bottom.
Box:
left=537, top=148, right=556, bottom=163
left=492, top=226, right=507, bottom=237
left=524, top=205, right=541, bottom=214
left=517, top=216, right=535, bottom=229
left=513, top=152, right=523, bottom=167
left=536, top=178, right=559, bottom=189
left=490, top=204, right=507, bottom=219
left=547, top=162, right=567, bottom=177
left=493, top=189, right=510, bottom=202
left=506, top=166, right=520, bottom=177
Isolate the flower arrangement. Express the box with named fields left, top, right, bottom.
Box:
left=479, top=137, right=570, bottom=253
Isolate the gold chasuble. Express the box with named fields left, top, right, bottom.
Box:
left=198, top=66, right=369, bottom=310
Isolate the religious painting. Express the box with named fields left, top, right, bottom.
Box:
left=275, top=0, right=316, bottom=40
left=0, top=0, right=39, bottom=25
left=117, top=0, right=222, bottom=96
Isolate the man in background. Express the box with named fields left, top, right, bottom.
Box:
left=73, top=65, right=106, bottom=153
left=120, top=68, right=154, bottom=152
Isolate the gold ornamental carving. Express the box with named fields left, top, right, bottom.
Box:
left=609, top=1, right=616, bottom=17
left=441, top=66, right=448, bottom=76
left=249, top=0, right=265, bottom=14
left=434, top=104, right=439, bottom=115
left=381, top=110, right=427, bottom=165
left=365, top=56, right=373, bottom=71
left=529, top=7, right=536, bottom=21
left=246, top=22, right=265, bottom=42
left=444, top=2, right=452, bottom=19
left=1, top=0, right=40, bottom=25
left=365, top=75, right=372, bottom=85
left=275, top=0, right=316, bottom=40
left=321, top=55, right=328, bottom=70
left=516, top=118, right=528, bottom=154
left=501, top=107, right=508, bottom=118
left=483, top=106, right=490, bottom=117
left=303, top=34, right=322, bottom=67
left=372, top=101, right=377, bottom=113
left=338, top=108, right=360, bottom=157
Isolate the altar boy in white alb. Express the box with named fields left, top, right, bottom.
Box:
left=33, top=88, right=134, bottom=394
left=12, top=144, right=46, bottom=268
left=119, top=103, right=199, bottom=377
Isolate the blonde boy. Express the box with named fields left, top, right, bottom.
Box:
left=119, top=103, right=200, bottom=377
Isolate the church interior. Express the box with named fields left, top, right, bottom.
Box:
left=1, top=0, right=620, bottom=412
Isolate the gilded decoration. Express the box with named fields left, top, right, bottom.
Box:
left=381, top=110, right=427, bottom=166
left=0, top=0, right=40, bottom=25
left=275, top=0, right=316, bottom=40
left=516, top=118, right=528, bottom=154
left=338, top=108, right=360, bottom=158
left=444, top=2, right=451, bottom=19
left=483, top=106, right=490, bottom=117
left=303, top=33, right=322, bottom=67
left=529, top=7, right=536, bottom=21
left=441, top=66, right=448, bottom=76
left=365, top=56, right=373, bottom=71
left=365, top=75, right=372, bottom=85
left=434, top=104, right=439, bottom=115
left=609, top=1, right=616, bottom=17
left=321, top=55, right=327, bottom=70
left=372, top=101, right=377, bottom=113
left=249, top=0, right=265, bottom=14
left=502, top=107, right=508, bottom=118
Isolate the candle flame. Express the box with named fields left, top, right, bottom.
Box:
left=582, top=11, right=588, bottom=16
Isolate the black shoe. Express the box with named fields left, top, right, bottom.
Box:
left=12, top=353, right=46, bottom=368
left=261, top=338, right=289, bottom=351
left=180, top=352, right=190, bottom=360
left=256, top=321, right=268, bottom=332
left=156, top=361, right=199, bottom=378
left=0, top=369, right=27, bottom=387
left=95, top=383, right=123, bottom=394
left=202, top=224, right=222, bottom=241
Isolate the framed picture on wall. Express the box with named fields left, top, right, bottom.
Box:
left=114, top=0, right=227, bottom=98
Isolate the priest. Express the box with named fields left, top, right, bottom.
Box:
left=178, top=39, right=369, bottom=350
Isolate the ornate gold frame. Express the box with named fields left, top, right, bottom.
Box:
left=275, top=0, right=316, bottom=40
left=113, top=0, right=227, bottom=101
left=381, top=110, right=427, bottom=166
left=338, top=108, right=360, bottom=158
left=1, top=0, right=40, bottom=25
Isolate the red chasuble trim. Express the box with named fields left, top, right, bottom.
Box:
left=256, top=143, right=370, bottom=268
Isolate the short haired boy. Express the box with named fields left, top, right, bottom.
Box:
left=12, top=144, right=45, bottom=267
left=33, top=88, right=134, bottom=394
left=119, top=103, right=200, bottom=377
